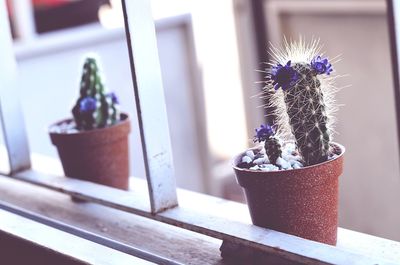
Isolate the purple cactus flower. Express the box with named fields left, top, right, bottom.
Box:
left=311, top=55, right=333, bottom=75
left=79, top=97, right=97, bottom=112
left=254, top=124, right=275, bottom=143
left=107, top=92, right=119, bottom=104
left=271, top=61, right=299, bottom=90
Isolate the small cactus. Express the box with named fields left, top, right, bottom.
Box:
left=254, top=124, right=282, bottom=165
left=265, top=39, right=339, bottom=166
left=72, top=57, right=120, bottom=130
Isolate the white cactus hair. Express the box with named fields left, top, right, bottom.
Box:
left=261, top=37, right=341, bottom=143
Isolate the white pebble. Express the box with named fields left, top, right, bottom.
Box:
left=290, top=159, right=301, bottom=165
left=245, top=150, right=255, bottom=160
left=291, top=160, right=303, bottom=169
left=253, top=157, right=266, bottom=165
left=329, top=154, right=338, bottom=160
left=67, top=128, right=79, bottom=134
left=276, top=157, right=291, bottom=169
left=259, top=164, right=279, bottom=171
left=293, top=163, right=302, bottom=169
left=285, top=143, right=296, bottom=153
left=283, top=154, right=301, bottom=162
left=51, top=120, right=80, bottom=134
left=250, top=165, right=259, bottom=170
left=49, top=125, right=60, bottom=133
left=242, top=156, right=252, bottom=164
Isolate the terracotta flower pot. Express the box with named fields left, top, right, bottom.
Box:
left=232, top=143, right=344, bottom=245
left=49, top=113, right=131, bottom=190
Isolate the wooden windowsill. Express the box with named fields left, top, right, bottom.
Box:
left=1, top=171, right=400, bottom=264
left=0, top=174, right=223, bottom=264
left=0, top=208, right=154, bottom=265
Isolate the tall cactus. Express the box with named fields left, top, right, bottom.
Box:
left=72, top=57, right=120, bottom=130
left=254, top=124, right=282, bottom=165
left=267, top=40, right=336, bottom=166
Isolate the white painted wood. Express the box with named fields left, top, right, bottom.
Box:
left=0, top=176, right=222, bottom=265
left=0, top=209, right=154, bottom=265
left=0, top=145, right=11, bottom=174
left=121, top=0, right=178, bottom=213
left=5, top=172, right=400, bottom=264
left=0, top=201, right=182, bottom=265
left=337, top=228, right=400, bottom=263
left=393, top=0, right=400, bottom=49
left=12, top=0, right=36, bottom=41
left=14, top=23, right=125, bottom=60
left=0, top=0, right=31, bottom=174
left=9, top=171, right=400, bottom=265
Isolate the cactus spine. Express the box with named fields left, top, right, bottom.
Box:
left=72, top=57, right=120, bottom=130
left=283, top=63, right=330, bottom=165
left=268, top=39, right=337, bottom=166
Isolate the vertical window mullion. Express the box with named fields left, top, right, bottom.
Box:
left=387, top=0, right=400, bottom=160
left=0, top=0, right=31, bottom=174
left=121, top=0, right=178, bottom=213
left=12, top=0, right=36, bottom=41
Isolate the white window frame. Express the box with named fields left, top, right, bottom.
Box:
left=0, top=0, right=400, bottom=264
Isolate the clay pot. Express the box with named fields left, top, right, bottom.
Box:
left=233, top=143, right=344, bottom=245
left=49, top=113, right=131, bottom=190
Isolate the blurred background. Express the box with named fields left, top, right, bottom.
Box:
left=1, top=0, right=399, bottom=241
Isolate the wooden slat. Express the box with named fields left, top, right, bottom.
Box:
left=0, top=175, right=223, bottom=265
left=0, top=201, right=182, bottom=265
left=0, top=209, right=154, bottom=265
left=121, top=0, right=178, bottom=213
left=0, top=0, right=31, bottom=174
left=9, top=171, right=400, bottom=265
left=337, top=228, right=400, bottom=264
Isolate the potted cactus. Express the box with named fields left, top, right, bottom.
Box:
left=233, top=39, right=344, bottom=245
left=49, top=57, right=131, bottom=190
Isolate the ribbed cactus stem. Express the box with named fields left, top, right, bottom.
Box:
left=254, top=124, right=282, bottom=166
left=264, top=136, right=282, bottom=165
left=284, top=63, right=330, bottom=166
left=72, top=57, right=120, bottom=130
left=267, top=40, right=337, bottom=167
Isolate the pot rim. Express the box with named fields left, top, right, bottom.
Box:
left=48, top=112, right=130, bottom=136
left=232, top=142, right=345, bottom=174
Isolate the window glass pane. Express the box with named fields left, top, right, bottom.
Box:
left=17, top=39, right=146, bottom=179
left=10, top=0, right=249, bottom=195
left=151, top=0, right=248, bottom=195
